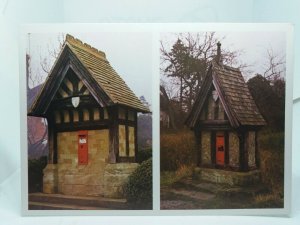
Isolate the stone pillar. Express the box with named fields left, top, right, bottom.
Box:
left=43, top=164, right=58, bottom=194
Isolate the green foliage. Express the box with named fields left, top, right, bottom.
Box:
left=136, top=148, right=152, bottom=163
left=161, top=165, right=194, bottom=187
left=258, top=130, right=284, bottom=198
left=247, top=75, right=285, bottom=130
left=123, top=158, right=152, bottom=209
left=160, top=131, right=196, bottom=171
left=28, top=156, right=47, bottom=193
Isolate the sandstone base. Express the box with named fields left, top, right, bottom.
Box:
left=43, top=164, right=58, bottom=194
left=194, top=167, right=261, bottom=186
left=103, top=163, right=139, bottom=198
left=43, top=163, right=138, bottom=198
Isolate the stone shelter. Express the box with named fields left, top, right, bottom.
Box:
left=28, top=34, right=150, bottom=198
left=185, top=43, right=266, bottom=185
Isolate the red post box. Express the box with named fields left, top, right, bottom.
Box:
left=216, top=134, right=225, bottom=166
left=78, top=130, right=88, bottom=165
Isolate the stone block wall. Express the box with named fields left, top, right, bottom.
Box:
left=201, top=131, right=211, bottom=165
left=43, top=128, right=138, bottom=198
left=43, top=129, right=110, bottom=196
left=229, top=131, right=239, bottom=168
left=247, top=131, right=256, bottom=168
left=195, top=167, right=261, bottom=185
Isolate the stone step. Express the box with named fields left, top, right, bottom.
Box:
left=175, top=177, right=269, bottom=197
left=29, top=193, right=128, bottom=210
left=29, top=201, right=109, bottom=210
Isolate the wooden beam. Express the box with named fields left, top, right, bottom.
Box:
left=78, top=108, right=83, bottom=122
left=211, top=131, right=216, bottom=166
left=195, top=128, right=201, bottom=166
left=225, top=131, right=229, bottom=166
left=134, top=112, right=138, bottom=162
left=108, top=106, right=118, bottom=163
left=118, top=157, right=136, bottom=163
left=55, top=119, right=110, bottom=132
left=99, top=107, right=104, bottom=120
left=126, top=124, right=129, bottom=156
left=88, top=108, right=94, bottom=121
left=60, top=81, right=72, bottom=96
left=238, top=131, right=248, bottom=171
left=118, top=119, right=136, bottom=127
left=255, top=131, right=260, bottom=169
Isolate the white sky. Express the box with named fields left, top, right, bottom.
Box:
left=27, top=31, right=286, bottom=106
left=27, top=32, right=153, bottom=105
left=160, top=31, right=286, bottom=80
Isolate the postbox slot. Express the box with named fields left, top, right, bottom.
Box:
left=78, top=130, right=88, bottom=165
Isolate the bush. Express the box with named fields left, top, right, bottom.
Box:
left=28, top=156, right=47, bottom=193
left=160, top=131, right=196, bottom=171
left=136, top=148, right=152, bottom=163
left=258, top=130, right=284, bottom=198
left=161, top=165, right=194, bottom=187
left=123, top=158, right=152, bottom=209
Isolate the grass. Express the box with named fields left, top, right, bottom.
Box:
left=257, top=128, right=284, bottom=207
left=161, top=165, right=194, bottom=187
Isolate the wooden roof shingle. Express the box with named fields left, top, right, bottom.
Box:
left=29, top=34, right=150, bottom=116
left=186, top=60, right=266, bottom=128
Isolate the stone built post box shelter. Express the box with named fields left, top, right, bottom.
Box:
left=28, top=34, right=150, bottom=198
left=186, top=42, right=266, bottom=185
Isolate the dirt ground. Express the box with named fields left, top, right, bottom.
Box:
left=160, top=177, right=283, bottom=210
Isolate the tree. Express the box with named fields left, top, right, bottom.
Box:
left=160, top=32, right=245, bottom=119
left=247, top=74, right=285, bottom=130
left=263, top=48, right=285, bottom=82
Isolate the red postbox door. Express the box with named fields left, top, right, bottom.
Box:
left=78, top=130, right=88, bottom=165
left=216, top=135, right=225, bottom=166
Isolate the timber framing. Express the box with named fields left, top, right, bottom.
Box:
left=187, top=42, right=266, bottom=172
left=28, top=34, right=150, bottom=165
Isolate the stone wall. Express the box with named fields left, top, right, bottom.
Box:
left=201, top=131, right=211, bottom=165
left=194, top=167, right=261, bottom=185
left=43, top=128, right=138, bottom=198
left=44, top=129, right=109, bottom=196
left=229, top=131, right=239, bottom=168
left=247, top=131, right=256, bottom=168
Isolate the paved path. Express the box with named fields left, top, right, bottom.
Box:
left=160, top=177, right=271, bottom=209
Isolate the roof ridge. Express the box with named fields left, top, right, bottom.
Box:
left=65, top=34, right=107, bottom=60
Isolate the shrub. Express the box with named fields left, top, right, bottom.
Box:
left=28, top=156, right=47, bottom=193
left=161, top=165, right=194, bottom=187
left=160, top=131, right=196, bottom=171
left=136, top=148, right=152, bottom=163
left=258, top=130, right=284, bottom=198
left=123, top=158, right=152, bottom=209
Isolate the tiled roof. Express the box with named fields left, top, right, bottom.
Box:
left=212, top=61, right=266, bottom=126
left=65, top=34, right=149, bottom=112
left=186, top=60, right=266, bottom=128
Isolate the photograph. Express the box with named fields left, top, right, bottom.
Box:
left=26, top=32, right=153, bottom=210
left=160, top=31, right=287, bottom=210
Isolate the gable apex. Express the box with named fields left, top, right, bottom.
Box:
left=186, top=60, right=266, bottom=128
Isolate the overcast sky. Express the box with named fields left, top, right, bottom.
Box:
left=160, top=31, right=286, bottom=80
left=28, top=32, right=153, bottom=105
left=28, top=31, right=286, bottom=107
